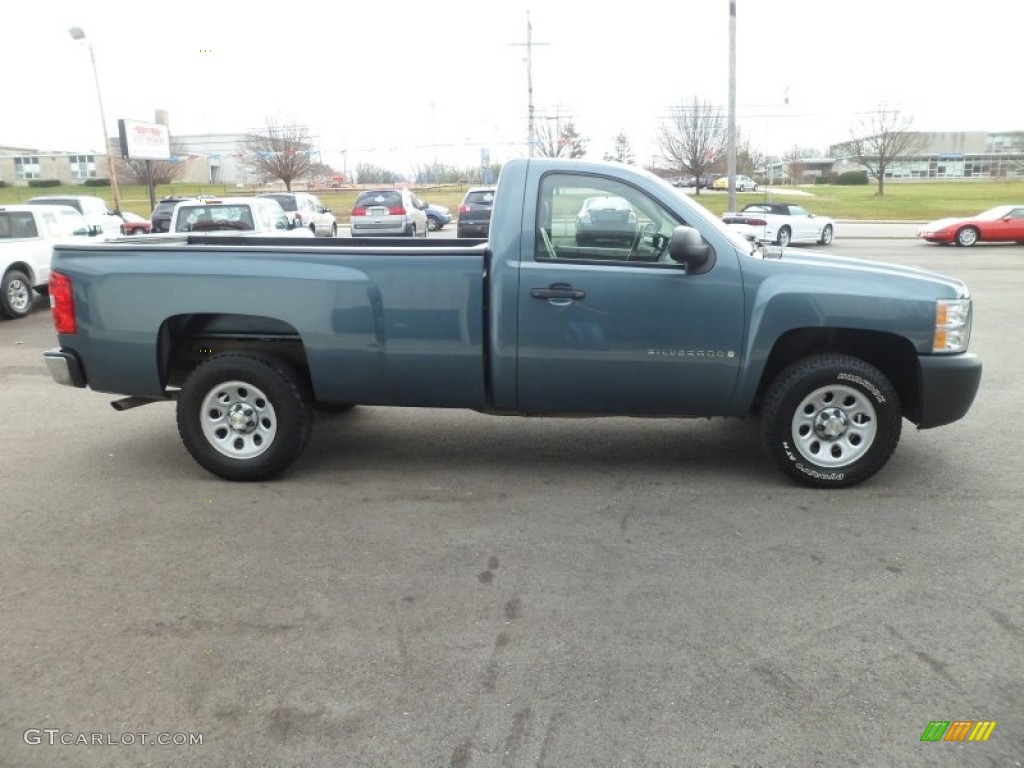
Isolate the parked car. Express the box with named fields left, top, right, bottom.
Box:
left=120, top=211, right=152, bottom=235
left=350, top=189, right=428, bottom=238
left=169, top=197, right=315, bottom=237
left=456, top=187, right=497, bottom=238
left=26, top=194, right=123, bottom=237
left=712, top=175, right=758, bottom=192
left=150, top=196, right=192, bottom=233
left=722, top=202, right=835, bottom=247
left=425, top=203, right=452, bottom=232
left=917, top=205, right=1024, bottom=247
left=258, top=192, right=337, bottom=237
left=675, top=174, right=717, bottom=190
left=716, top=176, right=757, bottom=192
left=574, top=195, right=638, bottom=245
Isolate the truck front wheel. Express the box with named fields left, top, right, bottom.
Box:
left=1, top=269, right=33, bottom=319
left=759, top=354, right=902, bottom=488
left=176, top=353, right=313, bottom=481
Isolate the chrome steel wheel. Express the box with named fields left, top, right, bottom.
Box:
left=199, top=379, right=278, bottom=460
left=6, top=276, right=31, bottom=313
left=1, top=270, right=33, bottom=318
left=789, top=384, right=877, bottom=468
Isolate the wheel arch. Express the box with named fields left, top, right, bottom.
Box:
left=3, top=261, right=39, bottom=286
left=158, top=312, right=311, bottom=394
left=751, top=327, right=921, bottom=422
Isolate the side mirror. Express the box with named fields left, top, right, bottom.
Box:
left=667, top=225, right=715, bottom=274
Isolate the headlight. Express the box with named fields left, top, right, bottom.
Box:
left=933, top=299, right=972, bottom=353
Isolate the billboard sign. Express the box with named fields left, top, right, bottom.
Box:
left=117, top=119, right=170, bottom=160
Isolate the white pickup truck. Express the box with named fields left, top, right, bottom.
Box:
left=0, top=204, right=101, bottom=319
left=169, top=197, right=315, bottom=237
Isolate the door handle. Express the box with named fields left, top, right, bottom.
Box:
left=531, top=287, right=585, bottom=300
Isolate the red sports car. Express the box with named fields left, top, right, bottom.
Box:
left=917, top=205, right=1024, bottom=246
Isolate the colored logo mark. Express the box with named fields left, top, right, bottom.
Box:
left=921, top=720, right=996, bottom=742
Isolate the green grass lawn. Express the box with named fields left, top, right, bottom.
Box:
left=3, top=178, right=1023, bottom=224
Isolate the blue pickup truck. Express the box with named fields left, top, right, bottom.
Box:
left=43, top=158, right=981, bottom=488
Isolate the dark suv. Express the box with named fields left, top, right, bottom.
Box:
left=150, top=196, right=190, bottom=233
left=456, top=187, right=496, bottom=238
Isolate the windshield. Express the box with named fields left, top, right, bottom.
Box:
left=976, top=206, right=1016, bottom=220
left=175, top=205, right=256, bottom=232
left=263, top=195, right=298, bottom=212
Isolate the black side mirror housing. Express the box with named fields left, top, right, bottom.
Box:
left=667, top=225, right=715, bottom=274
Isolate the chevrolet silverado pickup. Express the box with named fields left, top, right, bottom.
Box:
left=43, top=158, right=982, bottom=488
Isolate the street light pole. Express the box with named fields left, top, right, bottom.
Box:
left=69, top=26, right=122, bottom=212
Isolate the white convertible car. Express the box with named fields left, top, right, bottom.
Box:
left=722, top=203, right=835, bottom=247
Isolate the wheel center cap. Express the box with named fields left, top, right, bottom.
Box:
left=815, top=407, right=849, bottom=439
left=227, top=403, right=257, bottom=434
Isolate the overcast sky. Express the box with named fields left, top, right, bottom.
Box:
left=2, top=0, right=1019, bottom=174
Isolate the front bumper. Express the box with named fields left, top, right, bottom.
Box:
left=44, top=348, right=87, bottom=388
left=917, top=353, right=982, bottom=428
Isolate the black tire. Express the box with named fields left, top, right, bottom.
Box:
left=776, top=227, right=792, bottom=247
left=426, top=216, right=439, bottom=232
left=759, top=354, right=902, bottom=488
left=1, top=269, right=34, bottom=319
left=176, top=353, right=313, bottom=481
left=818, top=224, right=834, bottom=246
left=955, top=227, right=979, bottom=247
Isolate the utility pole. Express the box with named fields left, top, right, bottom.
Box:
left=509, top=12, right=549, bottom=157
left=727, top=0, right=737, bottom=213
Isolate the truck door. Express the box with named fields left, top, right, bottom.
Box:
left=516, top=172, right=746, bottom=416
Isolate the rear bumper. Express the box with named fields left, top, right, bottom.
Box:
left=917, top=353, right=982, bottom=428
left=44, top=348, right=87, bottom=388
left=457, top=222, right=490, bottom=238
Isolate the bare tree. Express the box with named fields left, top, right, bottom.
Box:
left=241, top=118, right=314, bottom=191
left=780, top=146, right=822, bottom=185
left=353, top=162, right=404, bottom=185
left=656, top=96, right=727, bottom=194
left=846, top=106, right=926, bottom=195
left=735, top=136, right=763, bottom=177
left=603, top=130, right=636, bottom=165
left=533, top=118, right=588, bottom=158
left=115, top=144, right=189, bottom=185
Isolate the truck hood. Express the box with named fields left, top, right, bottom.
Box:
left=756, top=247, right=970, bottom=298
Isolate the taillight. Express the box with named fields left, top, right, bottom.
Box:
left=388, top=206, right=406, bottom=215
left=50, top=271, right=76, bottom=335
left=352, top=207, right=366, bottom=216
left=745, top=218, right=768, bottom=226
left=458, top=204, right=471, bottom=214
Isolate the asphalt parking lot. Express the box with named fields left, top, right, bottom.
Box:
left=1, top=236, right=1021, bottom=767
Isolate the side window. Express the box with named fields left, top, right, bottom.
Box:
left=11, top=213, right=39, bottom=238
left=41, top=210, right=60, bottom=234
left=535, top=173, right=685, bottom=265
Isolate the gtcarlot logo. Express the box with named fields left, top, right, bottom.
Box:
left=23, top=729, right=203, bottom=746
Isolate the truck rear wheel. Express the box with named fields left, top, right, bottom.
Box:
left=759, top=354, right=902, bottom=488
left=176, top=353, right=313, bottom=481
